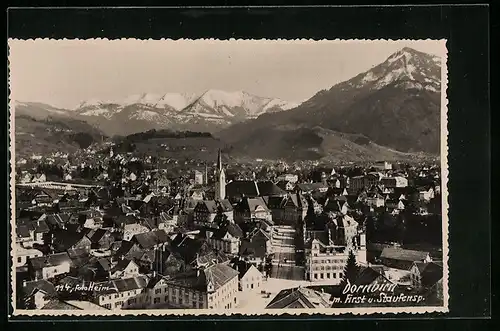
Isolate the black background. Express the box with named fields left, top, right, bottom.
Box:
left=4, top=4, right=492, bottom=330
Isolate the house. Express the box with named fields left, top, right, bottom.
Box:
left=193, top=200, right=218, bottom=227
left=232, top=262, right=263, bottom=292
left=265, top=287, right=330, bottom=309
left=156, top=212, right=177, bottom=233
left=256, top=181, right=287, bottom=198
left=353, top=266, right=393, bottom=287
left=16, top=245, right=43, bottom=268
left=276, top=174, right=299, bottom=183
left=84, top=228, right=114, bottom=249
left=381, top=176, right=408, bottom=188
left=109, top=259, right=141, bottom=279
left=323, top=198, right=350, bottom=215
left=295, top=183, right=328, bottom=194
left=418, top=187, right=435, bottom=201
left=164, top=263, right=239, bottom=309
left=19, top=279, right=56, bottom=309
left=280, top=193, right=308, bottom=226
left=239, top=228, right=273, bottom=264
left=305, top=238, right=366, bottom=283
left=115, top=240, right=143, bottom=260
left=410, top=261, right=443, bottom=289
left=225, top=180, right=261, bottom=201
left=132, top=229, right=169, bottom=250
left=350, top=174, right=381, bottom=192
left=92, top=275, right=150, bottom=310
left=51, top=230, right=92, bottom=253
left=380, top=247, right=432, bottom=271
left=27, top=252, right=72, bottom=280
left=365, top=193, right=385, bottom=208
left=206, top=223, right=244, bottom=255
left=234, top=197, right=272, bottom=224
left=385, top=199, right=405, bottom=212
left=275, top=180, right=296, bottom=192
left=123, top=222, right=151, bottom=241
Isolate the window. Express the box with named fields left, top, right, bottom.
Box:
left=321, top=273, right=324, bottom=279
left=17, top=257, right=22, bottom=263
left=164, top=287, right=168, bottom=293
left=192, top=301, right=197, bottom=308
left=314, top=273, right=318, bottom=279
left=165, top=296, right=168, bottom=302
left=155, top=288, right=161, bottom=294
left=154, top=297, right=160, bottom=304
left=251, top=284, right=254, bottom=289
left=115, top=294, right=119, bottom=299
left=104, top=303, right=111, bottom=309
left=327, top=273, right=330, bottom=279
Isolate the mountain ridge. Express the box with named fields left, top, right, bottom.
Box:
left=217, top=47, right=442, bottom=155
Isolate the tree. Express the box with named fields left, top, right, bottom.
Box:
left=340, top=250, right=360, bottom=287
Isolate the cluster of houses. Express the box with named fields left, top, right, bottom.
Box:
left=14, top=149, right=443, bottom=310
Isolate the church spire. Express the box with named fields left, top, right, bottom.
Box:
left=215, top=149, right=226, bottom=200
left=217, top=149, right=222, bottom=172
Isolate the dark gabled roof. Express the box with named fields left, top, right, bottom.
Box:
left=354, top=267, right=390, bottom=286
left=210, top=223, right=244, bottom=240
left=195, top=200, right=218, bottom=214
left=115, top=214, right=140, bottom=226
left=115, top=240, right=140, bottom=257
left=17, top=225, right=31, bottom=238
left=265, top=196, right=287, bottom=209
left=97, top=258, right=112, bottom=271
left=275, top=180, right=295, bottom=191
left=217, top=199, right=233, bottom=212
left=257, top=181, right=287, bottom=197
left=381, top=247, right=430, bottom=262
left=288, top=192, right=308, bottom=209
left=111, top=258, right=136, bottom=273
left=45, top=213, right=71, bottom=227
left=296, top=182, right=328, bottom=192
left=52, top=230, right=88, bottom=251
left=22, top=279, right=56, bottom=298
left=33, top=220, right=50, bottom=233
left=96, top=275, right=149, bottom=295
left=417, top=262, right=444, bottom=287
left=41, top=299, right=80, bottom=310
left=237, top=197, right=270, bottom=213
left=29, top=252, right=72, bottom=271
left=167, top=263, right=239, bottom=291
left=132, top=229, right=169, bottom=250
left=226, top=180, right=260, bottom=199
left=84, top=228, right=109, bottom=243
left=266, top=287, right=330, bottom=309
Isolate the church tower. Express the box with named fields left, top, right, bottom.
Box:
left=215, top=149, right=226, bottom=200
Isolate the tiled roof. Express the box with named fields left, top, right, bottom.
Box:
left=29, top=252, right=72, bottom=270
left=168, top=264, right=238, bottom=292
left=266, top=287, right=330, bottom=309
left=22, top=279, right=56, bottom=298
left=381, top=247, right=430, bottom=262
left=226, top=180, right=260, bottom=199
left=132, top=229, right=169, bottom=250
left=257, top=181, right=286, bottom=197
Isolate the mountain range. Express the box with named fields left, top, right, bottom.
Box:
left=217, top=47, right=443, bottom=158
left=13, top=47, right=443, bottom=162
left=14, top=90, right=300, bottom=136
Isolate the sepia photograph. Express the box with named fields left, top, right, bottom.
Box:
left=8, top=38, right=448, bottom=315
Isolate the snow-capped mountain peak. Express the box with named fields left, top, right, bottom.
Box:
left=349, top=47, right=442, bottom=92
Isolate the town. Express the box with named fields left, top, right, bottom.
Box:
left=14, top=144, right=444, bottom=311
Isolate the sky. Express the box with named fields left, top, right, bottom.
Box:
left=8, top=39, right=446, bottom=109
